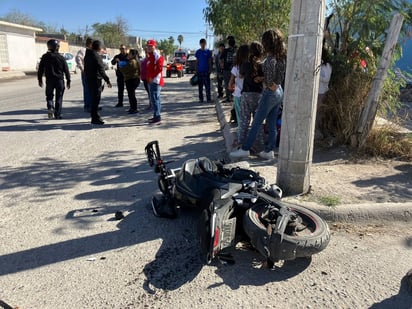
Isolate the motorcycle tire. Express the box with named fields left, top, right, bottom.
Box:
left=198, top=209, right=213, bottom=264
left=243, top=202, right=330, bottom=260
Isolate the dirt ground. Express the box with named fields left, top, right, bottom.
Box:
left=248, top=100, right=412, bottom=207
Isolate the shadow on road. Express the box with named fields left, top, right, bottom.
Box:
left=352, top=164, right=412, bottom=202
left=208, top=253, right=312, bottom=290
left=0, top=75, right=314, bottom=293
left=369, top=273, right=412, bottom=308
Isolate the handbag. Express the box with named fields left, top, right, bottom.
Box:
left=190, top=74, right=198, bottom=86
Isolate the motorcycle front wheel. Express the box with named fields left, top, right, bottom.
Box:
left=243, top=202, right=330, bottom=260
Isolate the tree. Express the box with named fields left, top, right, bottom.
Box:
left=322, top=0, right=412, bottom=145
left=177, top=35, right=184, bottom=47
left=1, top=9, right=39, bottom=27
left=92, top=16, right=129, bottom=48
left=204, top=0, right=291, bottom=44
left=157, top=36, right=176, bottom=57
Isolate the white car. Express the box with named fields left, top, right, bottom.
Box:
left=101, top=54, right=112, bottom=70
left=61, top=52, right=78, bottom=74
left=36, top=52, right=78, bottom=74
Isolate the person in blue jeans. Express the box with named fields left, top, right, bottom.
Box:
left=146, top=40, right=164, bottom=124
left=195, top=38, right=213, bottom=103
left=230, top=29, right=286, bottom=160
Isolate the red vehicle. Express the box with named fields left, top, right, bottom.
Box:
left=166, top=59, right=185, bottom=78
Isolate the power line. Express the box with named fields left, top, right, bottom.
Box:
left=129, top=28, right=207, bottom=35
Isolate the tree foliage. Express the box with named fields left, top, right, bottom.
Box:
left=327, top=0, right=412, bottom=60
left=157, top=36, right=177, bottom=56
left=1, top=9, right=58, bottom=32
left=323, top=0, right=412, bottom=147
left=177, top=35, right=184, bottom=47
left=204, top=0, right=291, bottom=44
left=92, top=16, right=129, bottom=48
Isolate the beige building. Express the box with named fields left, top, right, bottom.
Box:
left=0, top=20, right=42, bottom=71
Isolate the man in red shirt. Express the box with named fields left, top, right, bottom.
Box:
left=146, top=40, right=164, bottom=124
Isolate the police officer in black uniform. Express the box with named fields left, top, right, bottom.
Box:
left=111, top=44, right=128, bottom=107
left=37, top=39, right=71, bottom=119
left=84, top=40, right=112, bottom=125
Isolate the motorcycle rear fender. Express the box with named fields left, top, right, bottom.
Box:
left=212, top=199, right=237, bottom=253
left=267, top=232, right=297, bottom=262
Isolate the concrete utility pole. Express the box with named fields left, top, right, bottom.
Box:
left=277, top=0, right=326, bottom=195
left=354, top=13, right=404, bottom=147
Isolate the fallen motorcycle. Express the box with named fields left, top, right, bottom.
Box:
left=145, top=141, right=330, bottom=265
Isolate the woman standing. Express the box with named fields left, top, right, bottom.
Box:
left=140, top=53, right=151, bottom=110
left=228, top=44, right=249, bottom=145
left=237, top=41, right=265, bottom=148
left=230, top=29, right=286, bottom=160
left=119, top=49, right=141, bottom=114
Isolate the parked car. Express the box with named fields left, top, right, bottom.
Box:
left=36, top=52, right=78, bottom=74
left=61, top=52, right=78, bottom=74
left=101, top=54, right=112, bottom=70
left=186, top=54, right=196, bottom=73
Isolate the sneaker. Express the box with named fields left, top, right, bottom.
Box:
left=128, top=109, right=139, bottom=114
left=148, top=117, right=161, bottom=124
left=47, top=108, right=53, bottom=119
left=55, top=115, right=63, bottom=120
left=114, top=103, right=123, bottom=108
left=230, top=148, right=250, bottom=158
left=258, top=151, right=275, bottom=160
left=91, top=119, right=104, bottom=125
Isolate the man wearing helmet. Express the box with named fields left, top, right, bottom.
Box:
left=37, top=39, right=71, bottom=119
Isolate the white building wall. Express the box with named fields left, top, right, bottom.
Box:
left=7, top=33, right=38, bottom=70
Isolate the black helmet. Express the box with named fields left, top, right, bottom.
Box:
left=47, top=39, right=60, bottom=52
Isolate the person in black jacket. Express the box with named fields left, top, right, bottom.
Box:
left=111, top=44, right=128, bottom=107
left=220, top=36, right=236, bottom=102
left=84, top=40, right=112, bottom=125
left=37, top=39, right=71, bottom=119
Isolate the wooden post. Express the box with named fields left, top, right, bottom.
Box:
left=277, top=0, right=326, bottom=195
left=355, top=13, right=404, bottom=147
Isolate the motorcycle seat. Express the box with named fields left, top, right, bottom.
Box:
left=197, top=157, right=218, bottom=174
left=176, top=157, right=226, bottom=200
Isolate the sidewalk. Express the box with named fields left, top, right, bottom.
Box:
left=0, top=70, right=27, bottom=80
left=214, top=88, right=412, bottom=223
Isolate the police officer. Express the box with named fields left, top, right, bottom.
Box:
left=37, top=39, right=71, bottom=119
left=111, top=44, right=128, bottom=107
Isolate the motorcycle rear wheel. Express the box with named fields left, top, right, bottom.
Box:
left=243, top=202, right=330, bottom=260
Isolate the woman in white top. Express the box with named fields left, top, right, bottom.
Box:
left=229, top=44, right=249, bottom=145
left=316, top=48, right=332, bottom=139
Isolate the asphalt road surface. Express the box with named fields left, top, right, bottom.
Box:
left=0, top=72, right=411, bottom=308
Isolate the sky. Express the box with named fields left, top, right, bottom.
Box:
left=0, top=0, right=212, bottom=50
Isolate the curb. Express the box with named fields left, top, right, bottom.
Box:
left=0, top=71, right=27, bottom=81
left=213, top=86, right=412, bottom=223
left=288, top=200, right=412, bottom=223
